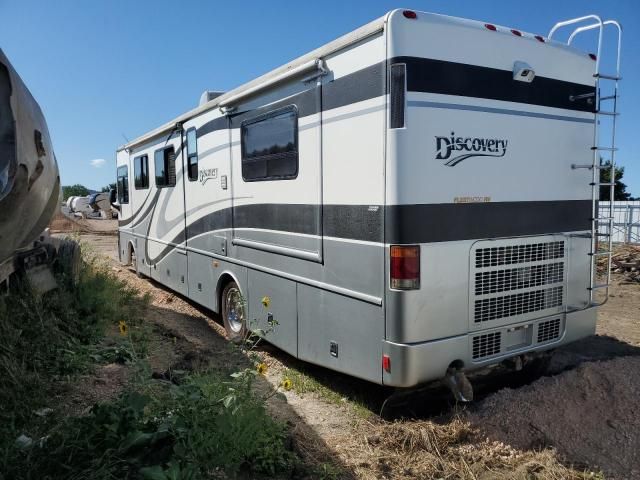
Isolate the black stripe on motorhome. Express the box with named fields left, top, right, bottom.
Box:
left=182, top=200, right=590, bottom=245
left=394, top=56, right=596, bottom=113
left=195, top=57, right=594, bottom=138
left=385, top=200, right=591, bottom=244
left=187, top=204, right=383, bottom=242
left=197, top=62, right=386, bottom=138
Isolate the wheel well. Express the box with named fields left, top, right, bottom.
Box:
left=216, top=273, right=235, bottom=313
left=126, top=241, right=135, bottom=265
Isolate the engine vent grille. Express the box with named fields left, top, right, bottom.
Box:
left=537, top=318, right=561, bottom=343
left=475, top=263, right=564, bottom=295
left=475, top=241, right=564, bottom=268
left=472, top=332, right=502, bottom=359
left=474, top=286, right=563, bottom=323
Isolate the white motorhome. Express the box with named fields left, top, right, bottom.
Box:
left=115, top=10, right=621, bottom=392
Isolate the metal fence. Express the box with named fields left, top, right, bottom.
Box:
left=599, top=200, right=640, bottom=244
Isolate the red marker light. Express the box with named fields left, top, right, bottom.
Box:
left=402, top=10, right=417, bottom=19
left=382, top=354, right=391, bottom=373
left=510, top=29, right=522, bottom=37
left=534, top=35, right=545, bottom=43
left=485, top=23, right=497, bottom=31
left=589, top=53, right=597, bottom=61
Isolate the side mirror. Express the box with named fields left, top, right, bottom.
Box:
left=109, top=189, right=121, bottom=211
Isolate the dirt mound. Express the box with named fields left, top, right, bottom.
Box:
left=49, top=210, right=117, bottom=235
left=468, top=356, right=640, bottom=479
left=49, top=210, right=78, bottom=233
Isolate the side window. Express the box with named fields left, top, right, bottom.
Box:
left=241, top=106, right=298, bottom=181
left=117, top=165, right=129, bottom=204
left=134, top=154, right=149, bottom=189
left=186, top=128, right=198, bottom=181
left=154, top=146, right=176, bottom=187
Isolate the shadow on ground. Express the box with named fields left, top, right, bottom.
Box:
left=142, top=299, right=358, bottom=479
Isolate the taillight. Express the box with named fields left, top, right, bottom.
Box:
left=390, top=245, right=420, bottom=290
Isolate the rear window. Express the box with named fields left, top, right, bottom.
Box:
left=241, top=106, right=298, bottom=181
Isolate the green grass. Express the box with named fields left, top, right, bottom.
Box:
left=0, top=252, right=298, bottom=480
left=5, top=371, right=295, bottom=480
left=0, top=254, right=145, bottom=444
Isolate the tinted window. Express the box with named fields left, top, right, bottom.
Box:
left=154, top=146, right=176, bottom=187
left=134, top=154, right=149, bottom=189
left=186, top=128, right=198, bottom=181
left=117, top=165, right=129, bottom=204
left=241, top=106, right=298, bottom=181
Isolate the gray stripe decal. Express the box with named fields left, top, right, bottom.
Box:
left=118, top=189, right=154, bottom=227
left=407, top=101, right=595, bottom=124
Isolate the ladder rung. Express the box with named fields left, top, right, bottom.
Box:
left=591, top=182, right=616, bottom=187
left=572, top=164, right=608, bottom=170
left=594, top=73, right=622, bottom=80
left=594, top=216, right=614, bottom=221
left=599, top=95, right=618, bottom=101
left=596, top=232, right=611, bottom=237
left=591, top=146, right=618, bottom=151
left=589, top=283, right=611, bottom=290
left=590, top=251, right=612, bottom=257
left=596, top=110, right=620, bottom=116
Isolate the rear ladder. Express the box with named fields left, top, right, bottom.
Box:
left=549, top=16, right=622, bottom=306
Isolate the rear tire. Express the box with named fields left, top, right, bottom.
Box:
left=222, top=281, right=247, bottom=343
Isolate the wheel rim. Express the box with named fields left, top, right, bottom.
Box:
left=225, top=286, right=245, bottom=333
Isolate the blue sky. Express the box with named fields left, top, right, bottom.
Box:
left=1, top=0, right=638, bottom=195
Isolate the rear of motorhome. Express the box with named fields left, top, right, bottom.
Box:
left=115, top=10, right=621, bottom=390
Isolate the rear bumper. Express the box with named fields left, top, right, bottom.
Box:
left=382, top=306, right=597, bottom=387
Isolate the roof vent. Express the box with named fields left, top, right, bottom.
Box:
left=199, top=90, right=225, bottom=106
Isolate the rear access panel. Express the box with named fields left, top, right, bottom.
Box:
left=469, top=235, right=567, bottom=331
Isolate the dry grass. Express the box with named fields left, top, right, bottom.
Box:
left=289, top=413, right=604, bottom=480
left=356, top=415, right=603, bottom=480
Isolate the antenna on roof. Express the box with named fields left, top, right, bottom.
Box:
left=122, top=134, right=131, bottom=153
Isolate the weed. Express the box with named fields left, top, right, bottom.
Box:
left=0, top=253, right=148, bottom=475
left=281, top=366, right=371, bottom=419
left=0, top=253, right=298, bottom=479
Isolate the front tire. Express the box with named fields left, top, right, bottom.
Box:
left=130, top=248, right=144, bottom=278
left=222, top=281, right=247, bottom=343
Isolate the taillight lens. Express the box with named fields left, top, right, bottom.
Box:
left=390, top=245, right=420, bottom=290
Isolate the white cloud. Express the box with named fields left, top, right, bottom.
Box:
left=90, top=158, right=106, bottom=168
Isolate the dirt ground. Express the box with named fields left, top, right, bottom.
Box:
left=72, top=227, right=640, bottom=479
left=49, top=210, right=117, bottom=235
